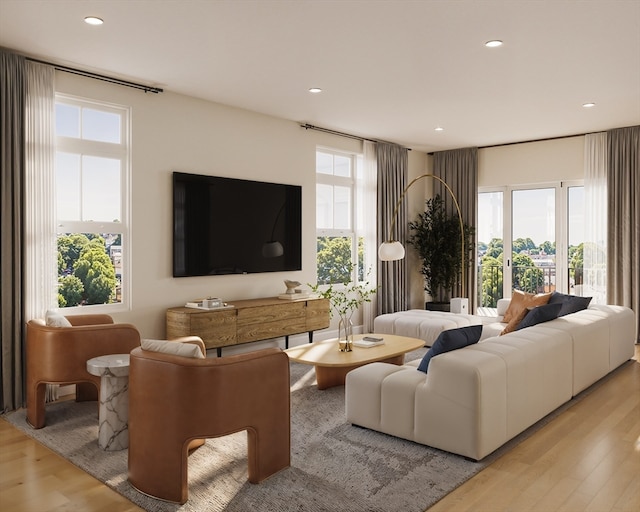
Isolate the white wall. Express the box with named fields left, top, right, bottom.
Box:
left=54, top=73, right=427, bottom=344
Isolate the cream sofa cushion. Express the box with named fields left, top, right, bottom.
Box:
left=141, top=338, right=206, bottom=359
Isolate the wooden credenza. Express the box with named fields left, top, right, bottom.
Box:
left=166, top=296, right=330, bottom=356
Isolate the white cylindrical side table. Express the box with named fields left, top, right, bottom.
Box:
left=86, top=354, right=130, bottom=451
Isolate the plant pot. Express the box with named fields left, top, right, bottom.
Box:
left=425, top=301, right=451, bottom=312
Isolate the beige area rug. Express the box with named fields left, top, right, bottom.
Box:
left=4, top=349, right=621, bottom=512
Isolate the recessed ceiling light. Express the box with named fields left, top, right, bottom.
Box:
left=309, top=88, right=322, bottom=94
left=582, top=102, right=596, bottom=108
left=435, top=127, right=444, bottom=132
left=485, top=40, right=503, bottom=48
left=84, top=16, right=104, bottom=25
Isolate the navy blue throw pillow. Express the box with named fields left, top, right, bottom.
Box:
left=547, top=291, right=569, bottom=305
left=515, top=302, right=563, bottom=331
left=547, top=291, right=592, bottom=316
left=417, top=324, right=483, bottom=373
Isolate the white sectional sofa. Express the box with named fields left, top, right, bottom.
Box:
left=346, top=303, right=636, bottom=460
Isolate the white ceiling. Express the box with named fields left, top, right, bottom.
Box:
left=1, top=0, right=639, bottom=153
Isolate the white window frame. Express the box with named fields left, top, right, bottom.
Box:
left=55, top=94, right=132, bottom=313
left=478, top=180, right=584, bottom=302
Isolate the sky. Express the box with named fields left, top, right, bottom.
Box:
left=55, top=102, right=123, bottom=223
left=478, top=187, right=584, bottom=248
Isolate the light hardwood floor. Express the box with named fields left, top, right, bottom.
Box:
left=1, top=347, right=638, bottom=512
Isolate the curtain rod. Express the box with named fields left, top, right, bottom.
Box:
left=302, top=121, right=599, bottom=153
left=300, top=123, right=411, bottom=150
left=477, top=125, right=639, bottom=150
left=26, top=57, right=163, bottom=94
left=425, top=132, right=599, bottom=155
left=477, top=131, right=598, bottom=151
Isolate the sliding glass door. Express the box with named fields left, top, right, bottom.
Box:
left=477, top=182, right=584, bottom=309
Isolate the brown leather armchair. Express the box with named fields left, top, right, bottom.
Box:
left=26, top=314, right=141, bottom=429
left=128, top=345, right=291, bottom=504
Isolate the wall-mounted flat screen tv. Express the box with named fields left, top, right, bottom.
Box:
left=173, top=172, right=302, bottom=277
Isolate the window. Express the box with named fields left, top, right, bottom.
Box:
left=315, top=148, right=365, bottom=284
left=477, top=182, right=584, bottom=308
left=55, top=95, right=130, bottom=310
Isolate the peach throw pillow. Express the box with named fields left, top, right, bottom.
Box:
left=500, top=307, right=530, bottom=335
left=502, top=290, right=552, bottom=324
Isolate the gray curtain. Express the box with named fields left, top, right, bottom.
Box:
left=433, top=147, right=478, bottom=311
left=1, top=50, right=26, bottom=413
left=606, top=126, right=639, bottom=341
left=377, top=143, right=408, bottom=314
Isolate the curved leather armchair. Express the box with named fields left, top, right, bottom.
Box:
left=128, top=346, right=291, bottom=504
left=26, top=315, right=141, bottom=429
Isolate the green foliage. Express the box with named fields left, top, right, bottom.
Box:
left=84, top=270, right=116, bottom=305
left=57, top=252, right=64, bottom=275
left=309, top=262, right=377, bottom=321
left=485, top=238, right=503, bottom=259
left=407, top=195, right=475, bottom=302
left=58, top=234, right=91, bottom=272
left=71, top=236, right=117, bottom=305
left=57, top=232, right=120, bottom=308
left=480, top=253, right=503, bottom=307
left=539, top=240, right=556, bottom=255
left=512, top=252, right=544, bottom=293
left=58, top=275, right=84, bottom=307
left=570, top=242, right=584, bottom=284
left=512, top=237, right=536, bottom=253
left=317, top=237, right=352, bottom=285
left=570, top=243, right=583, bottom=269
left=316, top=236, right=366, bottom=285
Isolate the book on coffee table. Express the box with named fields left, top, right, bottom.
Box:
left=353, top=338, right=385, bottom=348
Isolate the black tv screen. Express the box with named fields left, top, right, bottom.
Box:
left=173, top=172, right=302, bottom=277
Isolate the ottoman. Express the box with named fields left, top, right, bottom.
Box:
left=373, top=310, right=483, bottom=347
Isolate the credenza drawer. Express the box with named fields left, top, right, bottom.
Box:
left=306, top=298, right=330, bottom=331
left=237, top=302, right=305, bottom=325
left=166, top=308, right=237, bottom=349
left=238, top=317, right=307, bottom=342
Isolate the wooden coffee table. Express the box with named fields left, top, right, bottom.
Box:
left=284, top=334, right=424, bottom=389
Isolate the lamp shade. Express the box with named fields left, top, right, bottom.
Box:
left=378, top=241, right=405, bottom=261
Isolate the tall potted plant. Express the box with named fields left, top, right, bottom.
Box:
left=407, top=195, right=475, bottom=310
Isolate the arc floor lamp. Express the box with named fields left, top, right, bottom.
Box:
left=378, top=173, right=466, bottom=294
